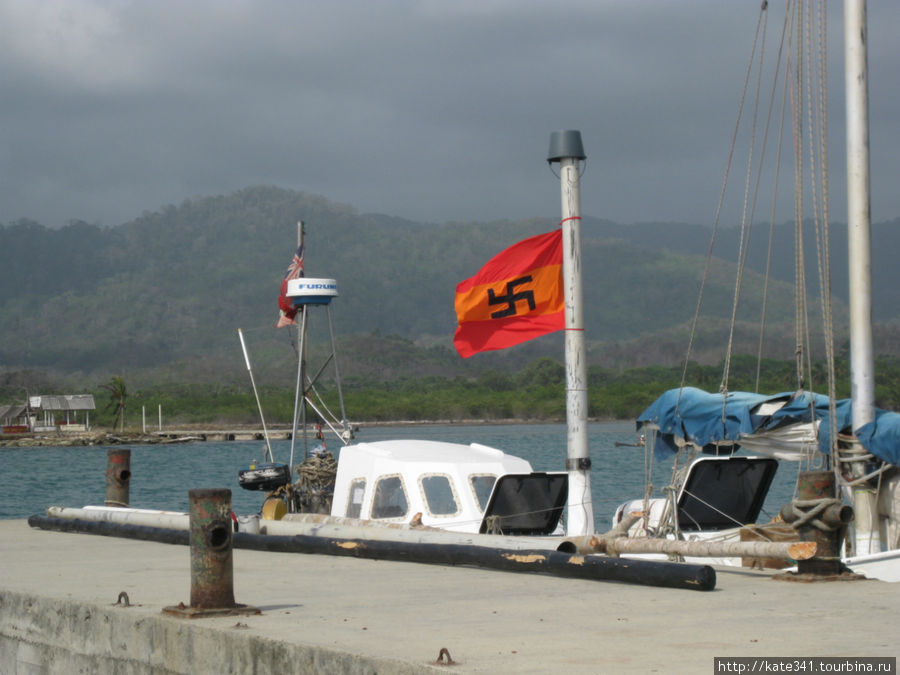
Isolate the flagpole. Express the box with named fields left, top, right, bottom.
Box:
left=548, top=130, right=593, bottom=537
left=288, top=221, right=305, bottom=474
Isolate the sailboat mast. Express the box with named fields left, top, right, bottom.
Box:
left=844, top=0, right=884, bottom=556
left=845, top=0, right=874, bottom=432
left=548, top=130, right=594, bottom=537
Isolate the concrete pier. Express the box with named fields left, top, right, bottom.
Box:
left=153, top=429, right=294, bottom=442
left=1, top=519, right=897, bottom=673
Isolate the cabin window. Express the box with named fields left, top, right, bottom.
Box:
left=346, top=478, right=366, bottom=518
left=420, top=475, right=459, bottom=516
left=469, top=474, right=497, bottom=511
left=371, top=475, right=408, bottom=519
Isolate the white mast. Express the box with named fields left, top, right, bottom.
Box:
left=845, top=0, right=881, bottom=554
left=548, top=130, right=594, bottom=537
left=845, top=0, right=874, bottom=431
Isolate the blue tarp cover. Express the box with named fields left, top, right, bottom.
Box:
left=637, top=387, right=898, bottom=466
left=857, top=410, right=900, bottom=466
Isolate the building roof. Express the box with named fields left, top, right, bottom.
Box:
left=0, top=404, right=27, bottom=421
left=29, top=395, right=96, bottom=411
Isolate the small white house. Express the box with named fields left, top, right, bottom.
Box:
left=28, top=395, right=96, bottom=432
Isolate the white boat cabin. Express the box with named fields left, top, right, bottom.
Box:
left=330, top=439, right=567, bottom=535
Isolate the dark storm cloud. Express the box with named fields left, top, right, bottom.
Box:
left=1, top=0, right=898, bottom=228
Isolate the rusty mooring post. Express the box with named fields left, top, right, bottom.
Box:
left=796, top=471, right=848, bottom=575
left=164, top=488, right=257, bottom=618
left=189, top=488, right=235, bottom=609
left=778, top=470, right=856, bottom=579
left=104, top=449, right=131, bottom=507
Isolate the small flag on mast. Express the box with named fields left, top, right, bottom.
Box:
left=277, top=244, right=305, bottom=327
left=453, top=229, right=564, bottom=358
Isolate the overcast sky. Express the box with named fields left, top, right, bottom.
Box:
left=2, top=0, right=899, bottom=230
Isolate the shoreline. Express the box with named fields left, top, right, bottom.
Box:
left=0, top=417, right=630, bottom=448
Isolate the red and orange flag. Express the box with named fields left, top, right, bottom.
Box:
left=453, top=229, right=564, bottom=358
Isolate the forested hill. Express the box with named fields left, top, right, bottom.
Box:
left=592, top=218, right=900, bottom=323
left=1, top=185, right=896, bottom=388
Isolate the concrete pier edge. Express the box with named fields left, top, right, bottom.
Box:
left=2, top=519, right=898, bottom=673
left=0, top=590, right=435, bottom=674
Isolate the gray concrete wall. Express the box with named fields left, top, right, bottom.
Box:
left=4, top=520, right=899, bottom=673
left=0, top=591, right=431, bottom=675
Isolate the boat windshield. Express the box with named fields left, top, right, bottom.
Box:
left=420, top=475, right=459, bottom=516
left=371, top=475, right=409, bottom=519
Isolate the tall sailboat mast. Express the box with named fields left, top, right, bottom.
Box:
left=548, top=130, right=594, bottom=537
left=844, top=0, right=882, bottom=555
left=845, top=0, right=874, bottom=432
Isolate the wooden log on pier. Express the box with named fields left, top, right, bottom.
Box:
left=585, top=512, right=815, bottom=563
left=593, top=535, right=816, bottom=562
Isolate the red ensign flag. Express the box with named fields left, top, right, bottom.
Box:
left=277, top=244, right=305, bottom=328
left=453, top=229, right=564, bottom=358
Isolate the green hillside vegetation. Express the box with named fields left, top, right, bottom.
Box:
left=49, top=354, right=900, bottom=430
left=594, top=218, right=900, bottom=323
left=2, top=185, right=899, bottom=424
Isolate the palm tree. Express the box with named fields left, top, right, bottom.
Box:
left=102, top=376, right=128, bottom=431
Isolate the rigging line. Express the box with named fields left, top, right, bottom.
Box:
left=757, top=3, right=795, bottom=392
left=301, top=396, right=348, bottom=448
left=838, top=462, right=889, bottom=488
left=676, top=0, right=769, bottom=416
left=305, top=352, right=335, bottom=392
left=797, top=3, right=817, bottom=404
left=238, top=324, right=278, bottom=334
left=662, top=446, right=697, bottom=537
left=804, top=0, right=828, bottom=383
left=643, top=429, right=655, bottom=520
left=803, top=0, right=824, bottom=253
left=676, top=487, right=749, bottom=531
left=278, top=317, right=301, bottom=357
left=789, top=0, right=811, bottom=393
left=808, top=1, right=840, bottom=466
left=799, top=0, right=835, bottom=453
left=722, top=4, right=770, bottom=396
left=460, top=503, right=567, bottom=533
left=306, top=382, right=343, bottom=427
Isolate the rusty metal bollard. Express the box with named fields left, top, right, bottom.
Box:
left=163, top=489, right=258, bottom=618
left=104, top=449, right=131, bottom=507
left=189, top=488, right=235, bottom=609
left=779, top=470, right=854, bottom=578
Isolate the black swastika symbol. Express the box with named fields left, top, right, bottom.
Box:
left=488, top=275, right=536, bottom=319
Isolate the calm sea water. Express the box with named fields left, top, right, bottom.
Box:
left=1, top=422, right=799, bottom=527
